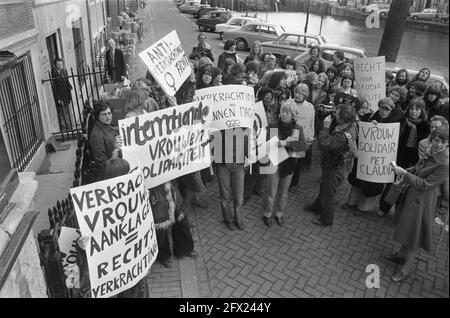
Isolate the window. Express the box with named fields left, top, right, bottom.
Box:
left=278, top=35, right=299, bottom=46
left=245, top=25, right=259, bottom=32
left=230, top=19, right=242, bottom=26
left=260, top=26, right=276, bottom=35
left=72, top=18, right=86, bottom=73
left=305, top=37, right=320, bottom=46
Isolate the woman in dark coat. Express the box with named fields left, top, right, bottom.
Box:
left=386, top=126, right=449, bottom=282
left=424, top=84, right=445, bottom=120
left=378, top=98, right=430, bottom=216
left=346, top=98, right=400, bottom=214
left=397, top=98, right=430, bottom=168
left=306, top=104, right=358, bottom=226
left=217, top=40, right=237, bottom=73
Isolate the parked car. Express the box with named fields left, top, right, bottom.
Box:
left=197, top=10, right=235, bottom=32
left=385, top=66, right=449, bottom=99
left=294, top=43, right=368, bottom=68
left=178, top=1, right=202, bottom=14
left=193, top=6, right=226, bottom=19
left=222, top=21, right=286, bottom=51
left=260, top=33, right=327, bottom=60
left=437, top=14, right=449, bottom=23
left=215, top=16, right=260, bottom=40
left=361, top=4, right=380, bottom=13
left=410, top=8, right=438, bottom=20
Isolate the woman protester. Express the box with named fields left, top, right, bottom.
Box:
left=387, top=85, right=408, bottom=122
left=304, top=46, right=326, bottom=72
left=217, top=40, right=238, bottom=72
left=409, top=67, right=431, bottom=87
left=244, top=40, right=264, bottom=64
left=378, top=98, right=430, bottom=216
left=424, top=84, right=447, bottom=119
left=386, top=126, right=449, bottom=282
left=267, top=70, right=289, bottom=116
left=393, top=68, right=409, bottom=88
left=196, top=68, right=214, bottom=89
left=310, top=59, right=326, bottom=75
left=192, top=32, right=214, bottom=62
left=88, top=101, right=122, bottom=178
left=339, top=75, right=358, bottom=97
left=244, top=61, right=260, bottom=88
left=223, top=63, right=247, bottom=85
left=346, top=98, right=400, bottom=215
left=262, top=102, right=307, bottom=227
left=306, top=104, right=358, bottom=226
left=211, top=66, right=223, bottom=86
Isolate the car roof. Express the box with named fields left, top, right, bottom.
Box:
left=315, top=43, right=366, bottom=54
left=277, top=32, right=323, bottom=38
left=246, top=21, right=283, bottom=27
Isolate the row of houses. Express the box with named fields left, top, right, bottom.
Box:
left=0, top=0, right=141, bottom=180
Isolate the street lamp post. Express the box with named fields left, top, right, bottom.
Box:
left=304, top=0, right=311, bottom=34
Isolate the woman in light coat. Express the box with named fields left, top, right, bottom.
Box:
left=386, top=126, right=449, bottom=282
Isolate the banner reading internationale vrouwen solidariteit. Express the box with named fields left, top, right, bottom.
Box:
left=194, top=85, right=255, bottom=131
left=354, top=56, right=386, bottom=111
left=357, top=122, right=400, bottom=183
left=139, top=30, right=190, bottom=95
left=119, top=101, right=212, bottom=189
left=70, top=169, right=157, bottom=298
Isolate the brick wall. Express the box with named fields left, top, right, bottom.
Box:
left=0, top=2, right=35, bottom=40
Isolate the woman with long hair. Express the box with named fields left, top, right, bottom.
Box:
left=196, top=68, right=214, bottom=89
left=244, top=40, right=264, bottom=64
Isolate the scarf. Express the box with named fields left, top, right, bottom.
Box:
left=405, top=117, right=422, bottom=148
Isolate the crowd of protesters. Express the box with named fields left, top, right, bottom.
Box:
left=77, top=35, right=449, bottom=296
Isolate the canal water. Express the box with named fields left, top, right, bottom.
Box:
left=252, top=11, right=449, bottom=81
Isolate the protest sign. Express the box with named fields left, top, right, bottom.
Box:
left=266, top=136, right=289, bottom=166
left=194, top=85, right=256, bottom=131
left=357, top=122, right=400, bottom=183
left=58, top=227, right=81, bottom=288
left=70, top=169, right=157, bottom=298
left=354, top=56, right=386, bottom=111
left=119, top=101, right=212, bottom=188
left=139, top=30, right=190, bottom=95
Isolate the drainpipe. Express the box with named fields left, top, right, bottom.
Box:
left=85, top=0, right=96, bottom=68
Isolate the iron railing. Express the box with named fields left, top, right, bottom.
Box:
left=42, top=65, right=104, bottom=141
left=0, top=53, right=45, bottom=172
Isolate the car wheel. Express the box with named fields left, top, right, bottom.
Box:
left=219, top=32, right=224, bottom=40
left=235, top=38, right=248, bottom=51
left=199, top=25, right=206, bottom=32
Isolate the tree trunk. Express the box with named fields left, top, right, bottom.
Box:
left=378, top=0, right=411, bottom=62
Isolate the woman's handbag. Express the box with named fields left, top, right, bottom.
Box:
left=383, top=176, right=409, bottom=205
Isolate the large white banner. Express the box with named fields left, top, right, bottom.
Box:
left=194, top=85, right=256, bottom=131
left=357, top=122, right=400, bottom=183
left=354, top=56, right=386, bottom=111
left=119, top=101, right=212, bottom=188
left=70, top=169, right=157, bottom=298
left=139, top=30, right=190, bottom=95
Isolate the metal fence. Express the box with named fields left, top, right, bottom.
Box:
left=0, top=53, right=45, bottom=172
left=42, top=65, right=104, bottom=141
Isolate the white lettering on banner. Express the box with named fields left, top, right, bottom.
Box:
left=139, top=30, right=190, bottom=95
left=119, top=101, right=212, bottom=189
left=194, top=85, right=256, bottom=131
left=354, top=56, right=386, bottom=111
left=58, top=227, right=81, bottom=288
left=70, top=169, right=157, bottom=298
left=357, top=122, right=400, bottom=183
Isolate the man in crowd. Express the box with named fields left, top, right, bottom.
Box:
left=51, top=57, right=73, bottom=131
left=105, top=39, right=127, bottom=84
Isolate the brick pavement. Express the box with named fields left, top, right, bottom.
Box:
left=144, top=142, right=449, bottom=298
left=132, top=0, right=448, bottom=298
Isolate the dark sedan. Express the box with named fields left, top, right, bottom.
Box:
left=197, top=10, right=235, bottom=32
